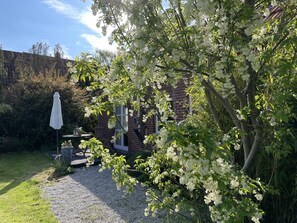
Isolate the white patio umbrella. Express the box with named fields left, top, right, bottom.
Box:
left=49, top=92, right=63, bottom=156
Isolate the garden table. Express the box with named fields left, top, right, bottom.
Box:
left=62, top=133, right=92, bottom=155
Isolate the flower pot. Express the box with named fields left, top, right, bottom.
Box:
left=61, top=147, right=73, bottom=165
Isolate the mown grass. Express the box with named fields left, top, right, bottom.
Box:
left=0, top=151, right=58, bottom=223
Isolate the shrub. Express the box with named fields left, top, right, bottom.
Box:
left=0, top=137, right=25, bottom=153
left=0, top=103, right=12, bottom=135
left=126, top=149, right=151, bottom=181
left=126, top=149, right=152, bottom=168
left=48, top=160, right=74, bottom=180
left=1, top=73, right=96, bottom=151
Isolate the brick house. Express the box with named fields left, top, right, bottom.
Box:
left=0, top=50, right=72, bottom=87
left=95, top=77, right=192, bottom=153
left=0, top=49, right=191, bottom=153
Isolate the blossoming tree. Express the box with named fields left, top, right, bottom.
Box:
left=75, top=0, right=297, bottom=222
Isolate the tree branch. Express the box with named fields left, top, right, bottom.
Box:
left=230, top=74, right=246, bottom=107
left=242, top=127, right=262, bottom=172
left=201, top=80, right=241, bottom=129
left=205, top=88, right=224, bottom=131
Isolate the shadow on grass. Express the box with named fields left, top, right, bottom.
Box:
left=0, top=179, right=20, bottom=196
left=0, top=151, right=53, bottom=195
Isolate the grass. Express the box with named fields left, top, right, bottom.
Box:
left=0, top=151, right=58, bottom=223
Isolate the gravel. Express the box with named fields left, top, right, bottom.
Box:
left=42, top=166, right=164, bottom=223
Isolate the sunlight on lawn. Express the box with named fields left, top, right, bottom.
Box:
left=0, top=152, right=57, bottom=223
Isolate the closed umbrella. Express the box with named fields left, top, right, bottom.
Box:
left=49, top=92, right=63, bottom=156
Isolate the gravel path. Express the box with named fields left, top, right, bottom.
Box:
left=42, top=166, right=163, bottom=223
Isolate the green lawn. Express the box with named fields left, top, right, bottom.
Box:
left=0, top=151, right=58, bottom=223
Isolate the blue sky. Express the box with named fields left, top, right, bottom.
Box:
left=0, top=0, right=117, bottom=59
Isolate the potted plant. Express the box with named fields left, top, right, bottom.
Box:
left=60, top=140, right=73, bottom=165
left=73, top=126, right=83, bottom=136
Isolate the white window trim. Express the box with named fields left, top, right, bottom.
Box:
left=114, top=105, right=128, bottom=151
left=155, top=114, right=167, bottom=134
left=189, top=95, right=193, bottom=116
left=155, top=115, right=160, bottom=134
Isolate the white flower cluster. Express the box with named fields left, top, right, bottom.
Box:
left=153, top=127, right=264, bottom=222
left=203, top=176, right=222, bottom=206
left=241, top=47, right=260, bottom=71
left=166, top=145, right=178, bottom=162
left=84, top=106, right=93, bottom=117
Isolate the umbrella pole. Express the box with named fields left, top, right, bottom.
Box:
left=56, top=130, right=59, bottom=156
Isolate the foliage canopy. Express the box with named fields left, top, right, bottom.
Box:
left=75, top=0, right=297, bottom=222
left=0, top=72, right=94, bottom=152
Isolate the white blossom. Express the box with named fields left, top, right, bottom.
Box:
left=84, top=107, right=93, bottom=117
left=186, top=177, right=196, bottom=191
left=230, top=178, right=240, bottom=189
left=255, top=193, right=263, bottom=201
left=234, top=143, right=241, bottom=150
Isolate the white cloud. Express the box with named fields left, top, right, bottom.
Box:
left=43, top=0, right=117, bottom=53
left=81, top=34, right=117, bottom=52
left=60, top=44, right=72, bottom=59
left=79, top=9, right=101, bottom=34
left=43, top=0, right=79, bottom=19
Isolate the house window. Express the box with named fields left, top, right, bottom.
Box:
left=189, top=95, right=193, bottom=116
left=114, top=105, right=128, bottom=151
left=155, top=115, right=161, bottom=134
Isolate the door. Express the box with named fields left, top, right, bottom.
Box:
left=114, top=105, right=128, bottom=151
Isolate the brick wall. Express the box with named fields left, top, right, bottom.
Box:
left=173, top=77, right=190, bottom=122
left=127, top=115, right=144, bottom=152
